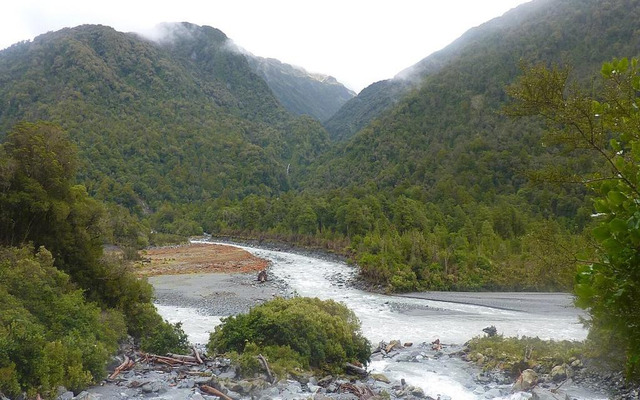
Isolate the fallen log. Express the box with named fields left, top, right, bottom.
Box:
left=109, top=355, right=135, bottom=379
left=167, top=353, right=199, bottom=363
left=257, top=354, right=274, bottom=383
left=200, top=384, right=233, bottom=400
left=139, top=352, right=199, bottom=366
left=192, top=347, right=203, bottom=364
left=345, top=362, right=368, bottom=377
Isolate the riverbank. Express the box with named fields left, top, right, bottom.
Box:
left=75, top=241, right=634, bottom=399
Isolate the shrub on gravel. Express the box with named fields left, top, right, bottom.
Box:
left=208, top=297, right=370, bottom=375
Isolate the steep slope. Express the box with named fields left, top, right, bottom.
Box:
left=247, top=56, right=355, bottom=122
left=323, top=24, right=461, bottom=141
left=312, top=0, right=640, bottom=194
left=0, top=23, right=329, bottom=209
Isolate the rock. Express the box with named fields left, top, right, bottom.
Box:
left=473, top=385, right=485, bottom=395
left=513, top=369, right=538, bottom=392
left=218, top=368, right=237, bottom=379
left=72, top=392, right=98, bottom=400
left=550, top=364, right=569, bottom=382
left=531, top=387, right=570, bottom=400
left=141, top=379, right=166, bottom=393
left=371, top=373, right=391, bottom=384
left=308, top=384, right=323, bottom=393
left=484, top=388, right=503, bottom=398
left=178, top=378, right=195, bottom=388
left=483, top=325, right=498, bottom=337
left=570, top=359, right=583, bottom=369
left=190, top=393, right=206, bottom=400
left=226, top=390, right=242, bottom=400
left=409, top=385, right=426, bottom=397
left=404, top=342, right=413, bottom=347
left=56, top=388, right=74, bottom=400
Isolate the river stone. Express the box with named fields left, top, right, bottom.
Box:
left=141, top=379, right=166, bottom=393
left=178, top=378, right=195, bottom=388
left=531, top=387, right=569, bottom=400
left=72, top=392, right=99, bottom=400
left=56, top=389, right=74, bottom=400
left=371, top=373, right=391, bottom=384
left=513, top=369, right=538, bottom=391
left=484, top=388, right=503, bottom=398
left=550, top=364, right=569, bottom=382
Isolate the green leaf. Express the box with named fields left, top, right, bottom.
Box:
left=592, top=225, right=611, bottom=241
left=609, top=218, right=628, bottom=233
left=607, top=191, right=626, bottom=206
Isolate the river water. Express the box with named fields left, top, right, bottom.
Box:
left=154, top=242, right=605, bottom=400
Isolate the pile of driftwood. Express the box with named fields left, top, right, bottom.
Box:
left=108, top=347, right=205, bottom=379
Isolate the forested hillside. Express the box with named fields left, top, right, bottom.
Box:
left=1, top=0, right=639, bottom=293
left=0, top=23, right=327, bottom=213
left=247, top=55, right=355, bottom=122
left=199, top=0, right=640, bottom=292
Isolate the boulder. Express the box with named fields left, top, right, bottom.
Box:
left=513, top=369, right=538, bottom=392
left=370, top=373, right=391, bottom=384
left=550, top=364, right=569, bottom=382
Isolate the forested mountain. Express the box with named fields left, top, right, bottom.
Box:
left=246, top=55, right=355, bottom=122
left=200, top=0, right=640, bottom=293
left=315, top=0, right=640, bottom=193
left=0, top=23, right=328, bottom=211
left=1, top=0, right=640, bottom=295
left=324, top=0, right=640, bottom=142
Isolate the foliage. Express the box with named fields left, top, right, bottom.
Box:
left=467, top=335, right=584, bottom=377
left=506, top=58, right=640, bottom=379
left=208, top=297, right=371, bottom=374
left=0, top=121, right=189, bottom=397
left=0, top=24, right=329, bottom=212
left=0, top=245, right=127, bottom=398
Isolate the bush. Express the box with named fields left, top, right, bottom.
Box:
left=0, top=246, right=128, bottom=398
left=208, top=297, right=370, bottom=375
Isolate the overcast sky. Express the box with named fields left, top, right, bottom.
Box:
left=1, top=0, right=531, bottom=92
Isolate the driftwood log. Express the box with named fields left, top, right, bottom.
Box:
left=345, top=362, right=367, bottom=377
left=200, top=384, right=233, bottom=400
left=140, top=352, right=199, bottom=367
left=109, top=355, right=136, bottom=379
left=257, top=353, right=274, bottom=383
left=192, top=346, right=203, bottom=364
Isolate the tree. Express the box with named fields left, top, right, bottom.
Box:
left=506, top=58, right=640, bottom=378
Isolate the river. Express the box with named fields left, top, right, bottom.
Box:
left=154, top=242, right=605, bottom=400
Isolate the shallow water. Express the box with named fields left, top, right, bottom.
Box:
left=154, top=241, right=606, bottom=400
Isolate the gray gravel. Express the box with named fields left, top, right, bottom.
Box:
left=394, top=291, right=586, bottom=317
left=149, top=270, right=293, bottom=316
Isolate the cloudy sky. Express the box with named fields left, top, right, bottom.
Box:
left=1, top=0, right=531, bottom=92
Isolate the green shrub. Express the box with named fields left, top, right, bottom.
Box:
left=208, top=297, right=370, bottom=375
left=0, top=246, right=128, bottom=397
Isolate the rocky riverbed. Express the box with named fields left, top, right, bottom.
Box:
left=69, top=242, right=638, bottom=400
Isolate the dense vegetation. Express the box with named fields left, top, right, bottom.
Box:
left=2, top=0, right=640, bottom=389
left=507, top=58, right=640, bottom=378
left=0, top=23, right=329, bottom=210
left=208, top=297, right=370, bottom=376
left=247, top=55, right=355, bottom=122
left=0, top=122, right=188, bottom=398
